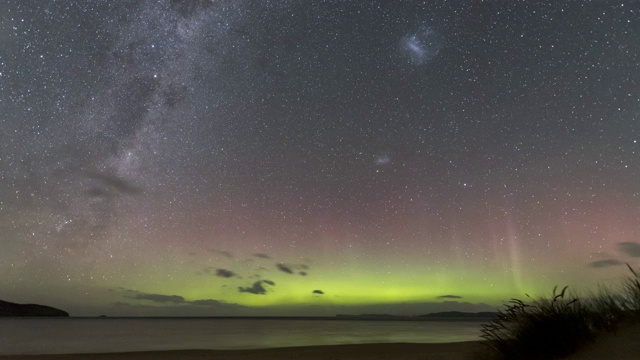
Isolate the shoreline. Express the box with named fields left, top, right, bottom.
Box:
left=0, top=341, right=484, bottom=360
left=3, top=324, right=639, bottom=360
left=0, top=315, right=494, bottom=322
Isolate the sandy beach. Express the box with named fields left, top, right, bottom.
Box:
left=0, top=342, right=482, bottom=360
left=2, top=324, right=639, bottom=360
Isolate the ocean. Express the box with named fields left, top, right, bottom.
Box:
left=0, top=318, right=484, bottom=355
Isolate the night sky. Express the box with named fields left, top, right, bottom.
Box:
left=2, top=1, right=640, bottom=317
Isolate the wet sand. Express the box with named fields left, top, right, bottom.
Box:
left=0, top=341, right=482, bottom=360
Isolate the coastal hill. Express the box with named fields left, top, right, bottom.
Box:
left=336, top=311, right=498, bottom=321
left=0, top=299, right=69, bottom=317
left=418, top=311, right=498, bottom=319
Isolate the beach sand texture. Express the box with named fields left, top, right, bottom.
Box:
left=1, top=325, right=639, bottom=360
left=0, top=342, right=481, bottom=360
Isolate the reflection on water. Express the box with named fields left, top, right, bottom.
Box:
left=0, top=318, right=483, bottom=355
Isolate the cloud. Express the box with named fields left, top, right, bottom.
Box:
left=253, top=253, right=271, bottom=259
left=110, top=300, right=245, bottom=316
left=214, top=250, right=233, bottom=258
left=437, top=295, right=463, bottom=299
left=299, top=271, right=307, bottom=276
left=588, top=259, right=625, bottom=268
left=619, top=242, right=640, bottom=257
left=85, top=171, right=142, bottom=195
left=312, top=290, right=324, bottom=295
left=239, top=280, right=275, bottom=295
left=85, top=187, right=110, bottom=198
left=190, top=299, right=225, bottom=307
left=37, top=170, right=144, bottom=246
left=125, top=292, right=186, bottom=304
left=215, top=268, right=237, bottom=278
left=121, top=290, right=230, bottom=308
left=276, top=263, right=294, bottom=274
left=110, top=299, right=496, bottom=317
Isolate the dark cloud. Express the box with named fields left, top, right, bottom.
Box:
left=85, top=187, right=110, bottom=198
left=437, top=295, right=463, bottom=299
left=276, top=263, right=294, bottom=274
left=85, top=171, right=142, bottom=195
left=253, top=253, right=271, bottom=259
left=111, top=299, right=244, bottom=316
left=122, top=289, right=228, bottom=308
left=162, top=83, right=189, bottom=108
left=43, top=170, right=144, bottom=246
left=588, top=259, right=625, bottom=268
left=619, top=242, right=640, bottom=257
left=239, top=280, right=275, bottom=295
left=312, top=290, right=324, bottom=295
left=125, top=292, right=185, bottom=304
left=190, top=299, right=224, bottom=307
left=215, top=268, right=237, bottom=278
left=299, top=271, right=307, bottom=276
left=113, top=299, right=496, bottom=317
left=214, top=250, right=233, bottom=258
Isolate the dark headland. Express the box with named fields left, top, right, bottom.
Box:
left=0, top=299, right=69, bottom=317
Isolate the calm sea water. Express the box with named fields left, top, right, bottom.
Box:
left=0, top=318, right=483, bottom=355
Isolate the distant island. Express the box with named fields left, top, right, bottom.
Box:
left=336, top=311, right=498, bottom=321
left=0, top=299, right=69, bottom=317
left=418, top=311, right=499, bottom=319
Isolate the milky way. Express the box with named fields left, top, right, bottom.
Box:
left=1, top=1, right=640, bottom=316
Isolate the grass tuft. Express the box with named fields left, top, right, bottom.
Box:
left=475, top=265, right=640, bottom=360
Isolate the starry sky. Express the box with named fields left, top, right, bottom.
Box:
left=1, top=0, right=640, bottom=317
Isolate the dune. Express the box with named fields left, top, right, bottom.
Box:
left=568, top=324, right=640, bottom=360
